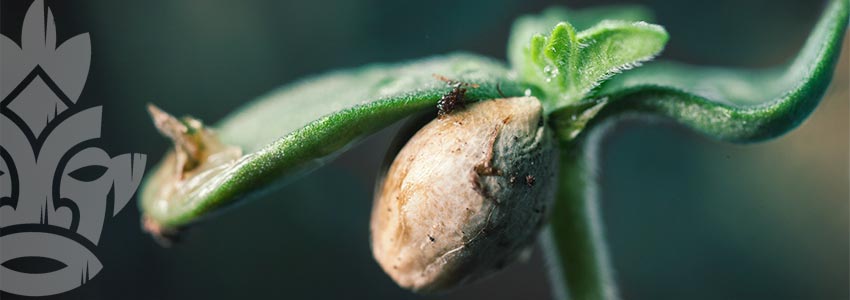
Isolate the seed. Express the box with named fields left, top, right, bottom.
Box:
left=370, top=97, right=557, bottom=292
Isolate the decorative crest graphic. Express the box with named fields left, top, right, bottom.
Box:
left=0, top=0, right=147, bottom=296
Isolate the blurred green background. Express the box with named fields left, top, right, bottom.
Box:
left=2, top=0, right=846, bottom=299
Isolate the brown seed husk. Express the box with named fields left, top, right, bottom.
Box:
left=370, top=97, right=557, bottom=292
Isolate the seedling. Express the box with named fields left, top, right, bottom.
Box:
left=140, top=1, right=848, bottom=299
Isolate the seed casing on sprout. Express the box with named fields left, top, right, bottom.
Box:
left=371, top=97, right=557, bottom=292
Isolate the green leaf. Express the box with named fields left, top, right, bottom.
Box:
left=514, top=17, right=668, bottom=112
left=508, top=5, right=657, bottom=72
left=590, top=0, right=848, bottom=142
left=140, top=53, right=526, bottom=231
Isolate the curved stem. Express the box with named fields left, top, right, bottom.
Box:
left=543, top=137, right=618, bottom=300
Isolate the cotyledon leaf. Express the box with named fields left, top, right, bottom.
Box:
left=140, top=53, right=527, bottom=232
left=587, top=0, right=848, bottom=142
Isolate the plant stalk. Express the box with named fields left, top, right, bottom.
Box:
left=543, top=137, right=618, bottom=300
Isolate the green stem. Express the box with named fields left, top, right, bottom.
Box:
left=543, top=137, right=617, bottom=300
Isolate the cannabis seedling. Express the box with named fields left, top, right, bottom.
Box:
left=140, top=1, right=848, bottom=299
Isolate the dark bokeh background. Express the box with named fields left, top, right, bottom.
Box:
left=1, top=0, right=847, bottom=299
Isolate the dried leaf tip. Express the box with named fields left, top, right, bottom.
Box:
left=141, top=104, right=243, bottom=239
left=146, top=104, right=242, bottom=179
left=147, top=104, right=201, bottom=170
left=142, top=216, right=182, bottom=247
